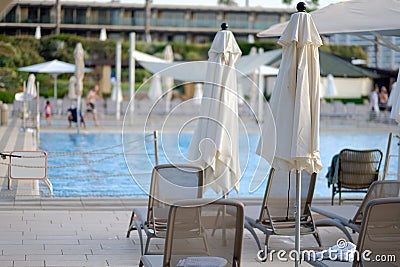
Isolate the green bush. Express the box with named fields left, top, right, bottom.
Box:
left=0, top=90, right=15, bottom=103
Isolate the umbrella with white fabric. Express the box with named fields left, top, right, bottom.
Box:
left=389, top=68, right=400, bottom=123
left=111, top=77, right=123, bottom=104
left=147, top=75, right=163, bottom=102
left=193, top=83, right=203, bottom=106
left=25, top=74, right=37, bottom=99
left=68, top=76, right=77, bottom=100
left=187, top=23, right=242, bottom=196
left=325, top=73, right=337, bottom=99
left=256, top=3, right=323, bottom=266
left=15, top=74, right=37, bottom=102
left=18, top=59, right=91, bottom=99
left=74, top=42, right=85, bottom=134
left=162, top=45, right=174, bottom=113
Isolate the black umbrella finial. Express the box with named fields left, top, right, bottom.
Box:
left=296, top=2, right=306, bottom=12
left=221, top=22, right=229, bottom=30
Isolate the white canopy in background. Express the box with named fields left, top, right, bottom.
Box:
left=132, top=50, right=166, bottom=63
left=188, top=29, right=242, bottom=194
left=18, top=60, right=90, bottom=74
left=258, top=0, right=400, bottom=50
left=138, top=51, right=275, bottom=82
left=18, top=59, right=91, bottom=99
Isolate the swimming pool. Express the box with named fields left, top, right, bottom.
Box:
left=39, top=131, right=397, bottom=198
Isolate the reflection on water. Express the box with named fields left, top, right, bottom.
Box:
left=40, top=131, right=396, bottom=198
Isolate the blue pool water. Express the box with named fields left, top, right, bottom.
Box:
left=39, top=131, right=397, bottom=198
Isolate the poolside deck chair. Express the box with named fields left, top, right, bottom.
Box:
left=244, top=168, right=321, bottom=255
left=140, top=198, right=244, bottom=267
left=126, top=164, right=204, bottom=255
left=331, top=148, right=383, bottom=205
left=307, top=197, right=400, bottom=267
left=313, top=180, right=400, bottom=242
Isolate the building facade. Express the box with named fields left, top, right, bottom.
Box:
left=0, top=1, right=293, bottom=43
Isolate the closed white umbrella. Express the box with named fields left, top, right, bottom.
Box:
left=99, top=28, right=107, bottom=41
left=74, top=42, right=85, bottom=134
left=390, top=68, right=400, bottom=123
left=25, top=74, right=37, bottom=98
left=68, top=76, right=77, bottom=100
left=325, top=73, right=337, bottom=98
left=147, top=75, right=162, bottom=101
left=256, top=4, right=323, bottom=265
left=111, top=77, right=123, bottom=103
left=248, top=47, right=258, bottom=112
left=162, top=45, right=174, bottom=113
left=187, top=23, right=242, bottom=195
left=15, top=74, right=37, bottom=101
left=35, top=26, right=41, bottom=40
left=193, top=83, right=203, bottom=106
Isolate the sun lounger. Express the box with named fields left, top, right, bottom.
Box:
left=313, top=180, right=400, bottom=242
left=126, top=164, right=204, bottom=255
left=139, top=198, right=244, bottom=267
left=307, top=197, right=400, bottom=267
left=331, top=148, right=383, bottom=205
left=244, top=168, right=321, bottom=256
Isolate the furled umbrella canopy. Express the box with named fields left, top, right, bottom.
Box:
left=68, top=76, right=77, bottom=100
left=25, top=73, right=37, bottom=99
left=111, top=77, right=123, bottom=103
left=187, top=24, right=242, bottom=195
left=390, top=68, right=400, bottom=123
left=324, top=73, right=337, bottom=98
left=162, top=45, right=174, bottom=113
left=147, top=75, right=163, bottom=102
left=74, top=42, right=85, bottom=133
left=15, top=74, right=37, bottom=101
left=257, top=10, right=323, bottom=174
left=74, top=43, right=85, bottom=97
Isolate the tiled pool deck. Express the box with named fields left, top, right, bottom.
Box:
left=0, top=115, right=395, bottom=267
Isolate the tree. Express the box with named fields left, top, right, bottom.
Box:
left=218, top=0, right=238, bottom=6
left=282, top=0, right=319, bottom=9
left=145, top=0, right=152, bottom=43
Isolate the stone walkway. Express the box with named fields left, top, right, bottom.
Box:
left=0, top=198, right=358, bottom=267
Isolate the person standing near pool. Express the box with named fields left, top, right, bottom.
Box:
left=369, top=85, right=379, bottom=121
left=84, top=84, right=103, bottom=126
left=44, top=100, right=53, bottom=126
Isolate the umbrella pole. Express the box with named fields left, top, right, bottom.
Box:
left=129, top=32, right=136, bottom=123
left=77, top=95, right=81, bottom=134
left=36, top=82, right=40, bottom=147
left=116, top=41, right=122, bottom=121
left=22, top=81, right=26, bottom=130
left=53, top=74, right=58, bottom=100
left=295, top=169, right=301, bottom=267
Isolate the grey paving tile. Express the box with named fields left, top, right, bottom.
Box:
left=0, top=261, right=13, bottom=267
left=13, top=260, right=46, bottom=267
left=26, top=254, right=87, bottom=261
left=0, top=255, right=25, bottom=261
